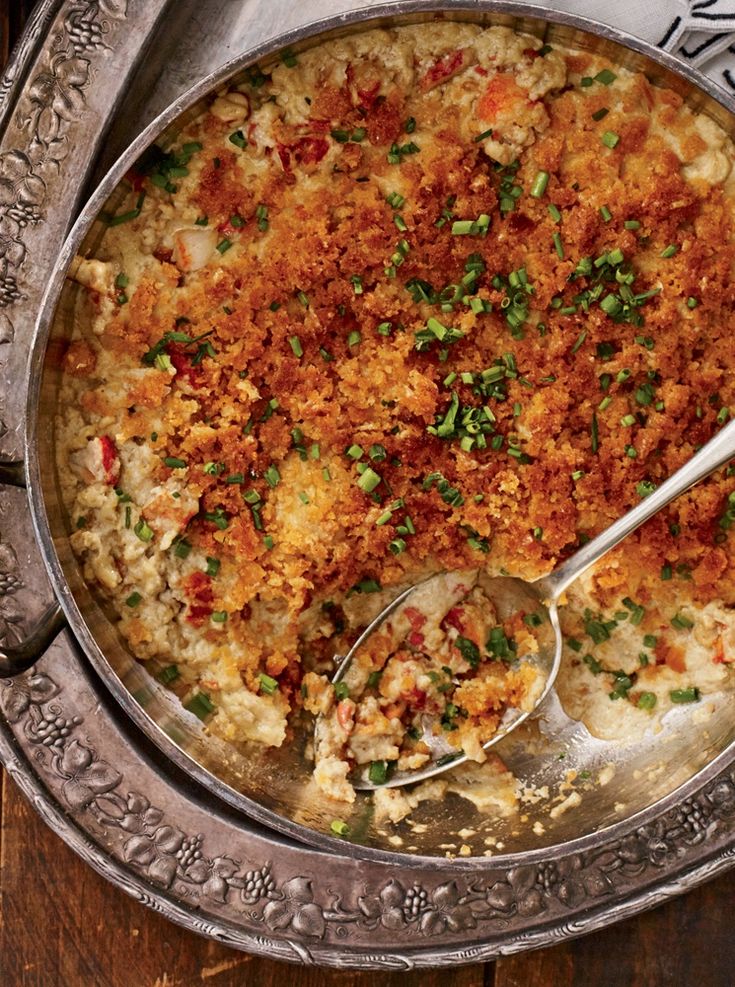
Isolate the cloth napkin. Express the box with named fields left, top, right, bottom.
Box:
left=542, top=0, right=735, bottom=93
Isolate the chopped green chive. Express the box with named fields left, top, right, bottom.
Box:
left=204, top=508, right=229, bottom=529
left=125, top=591, right=142, bottom=608
left=216, top=238, right=232, bottom=254
left=636, top=480, right=656, bottom=498
left=671, top=613, right=694, bottom=630
left=548, top=203, right=562, bottom=223
left=552, top=231, right=565, bottom=259
left=211, top=611, right=227, bottom=623
left=134, top=519, right=153, bottom=542
left=330, top=820, right=350, bottom=837
left=184, top=692, right=215, bottom=720
left=173, top=538, right=192, bottom=559
left=530, top=171, right=549, bottom=198
left=637, top=692, right=657, bottom=710
left=571, top=330, right=587, bottom=354
left=670, top=687, right=700, bottom=703
left=473, top=127, right=493, bottom=143
left=595, top=68, right=617, bottom=85
left=368, top=760, right=388, bottom=785
left=205, top=557, right=220, bottom=578
left=591, top=107, right=609, bottom=121
left=599, top=204, right=612, bottom=222
left=660, top=244, right=678, bottom=258
left=163, top=456, right=186, bottom=469
left=289, top=335, right=303, bottom=358
left=357, top=467, right=381, bottom=493
left=158, top=664, right=180, bottom=685
left=386, top=191, right=405, bottom=209
left=583, top=654, right=603, bottom=674
left=601, top=131, right=619, bottom=149
left=334, top=681, right=349, bottom=700
left=259, top=673, right=279, bottom=694
left=624, top=219, right=641, bottom=230
left=264, top=465, right=280, bottom=488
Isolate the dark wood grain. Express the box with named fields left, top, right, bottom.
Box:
left=495, top=869, right=735, bottom=987
left=0, top=0, right=33, bottom=65
left=1, top=2, right=735, bottom=984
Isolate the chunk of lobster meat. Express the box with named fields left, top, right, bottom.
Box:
left=171, top=227, right=218, bottom=272
left=473, top=72, right=550, bottom=164
left=68, top=255, right=115, bottom=295
left=420, top=46, right=475, bottom=91
left=142, top=479, right=200, bottom=548
left=344, top=61, right=384, bottom=111
left=336, top=698, right=357, bottom=734
left=276, top=136, right=330, bottom=174
left=70, top=436, right=120, bottom=485
left=209, top=89, right=250, bottom=124
left=712, top=625, right=735, bottom=664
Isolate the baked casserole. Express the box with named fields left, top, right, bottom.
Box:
left=59, top=23, right=735, bottom=818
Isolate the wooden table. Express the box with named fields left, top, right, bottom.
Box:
left=1, top=4, right=734, bottom=984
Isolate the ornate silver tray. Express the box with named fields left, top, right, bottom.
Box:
left=1, top=0, right=735, bottom=969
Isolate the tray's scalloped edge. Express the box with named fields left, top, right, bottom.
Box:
left=0, top=0, right=64, bottom=128
left=1, top=676, right=734, bottom=969
left=0, top=0, right=733, bottom=970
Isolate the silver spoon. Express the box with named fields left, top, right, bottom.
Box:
left=326, top=417, right=735, bottom=790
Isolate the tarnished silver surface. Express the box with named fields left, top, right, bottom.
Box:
left=1, top=0, right=734, bottom=968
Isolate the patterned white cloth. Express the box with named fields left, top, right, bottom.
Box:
left=540, top=0, right=735, bottom=93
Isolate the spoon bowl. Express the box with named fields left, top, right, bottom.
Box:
left=338, top=576, right=563, bottom=790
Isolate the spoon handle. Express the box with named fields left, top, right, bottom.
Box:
left=538, top=418, right=735, bottom=603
